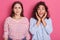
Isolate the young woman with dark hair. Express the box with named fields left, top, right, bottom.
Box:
left=4, top=1, right=30, bottom=40
left=30, top=1, right=53, bottom=40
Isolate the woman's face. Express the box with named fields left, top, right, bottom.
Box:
left=13, top=3, right=22, bottom=15
left=37, top=5, right=46, bottom=18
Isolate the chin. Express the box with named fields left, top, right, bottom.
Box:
left=15, top=13, right=20, bottom=15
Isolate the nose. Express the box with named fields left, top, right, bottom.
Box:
left=16, top=8, right=19, bottom=11
left=39, top=10, right=42, bottom=13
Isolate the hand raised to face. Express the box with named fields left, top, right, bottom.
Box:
left=42, top=12, right=47, bottom=21
left=36, top=13, right=41, bottom=21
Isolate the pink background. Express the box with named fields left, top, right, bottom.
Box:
left=0, top=0, right=60, bottom=40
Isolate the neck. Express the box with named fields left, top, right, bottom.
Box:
left=13, top=14, right=22, bottom=19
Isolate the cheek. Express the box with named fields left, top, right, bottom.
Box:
left=42, top=10, right=46, bottom=13
left=17, top=8, right=22, bottom=11
left=19, top=9, right=22, bottom=12
left=40, top=10, right=45, bottom=15
left=13, top=9, right=16, bottom=13
left=13, top=9, right=22, bottom=13
left=37, top=10, right=40, bottom=12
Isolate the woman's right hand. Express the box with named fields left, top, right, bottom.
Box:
left=36, top=13, right=41, bottom=21
left=36, top=13, right=41, bottom=26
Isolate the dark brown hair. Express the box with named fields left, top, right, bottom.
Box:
left=32, top=1, right=49, bottom=20
left=10, top=1, right=24, bottom=17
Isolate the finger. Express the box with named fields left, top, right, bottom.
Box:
left=36, top=13, right=39, bottom=18
left=43, top=12, right=47, bottom=19
left=45, top=12, right=47, bottom=16
left=44, top=12, right=47, bottom=17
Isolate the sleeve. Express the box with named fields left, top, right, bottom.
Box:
left=25, top=18, right=30, bottom=40
left=3, top=18, right=9, bottom=39
left=44, top=18, right=53, bottom=35
left=29, top=18, right=38, bottom=35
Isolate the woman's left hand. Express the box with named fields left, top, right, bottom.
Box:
left=42, top=12, right=47, bottom=27
left=42, top=12, right=47, bottom=21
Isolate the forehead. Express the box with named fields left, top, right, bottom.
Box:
left=38, top=5, right=45, bottom=8
left=14, top=3, right=21, bottom=7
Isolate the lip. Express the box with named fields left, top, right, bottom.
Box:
left=16, top=11, right=19, bottom=13
left=39, top=13, right=43, bottom=15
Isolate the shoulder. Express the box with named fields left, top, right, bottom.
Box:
left=46, top=18, right=52, bottom=21
left=4, top=17, right=12, bottom=23
left=30, top=18, right=37, bottom=23
left=45, top=18, right=52, bottom=23
left=23, top=17, right=29, bottom=21
left=22, top=17, right=29, bottom=23
left=5, top=17, right=11, bottom=21
left=30, top=18, right=36, bottom=21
